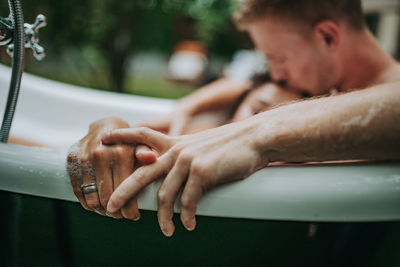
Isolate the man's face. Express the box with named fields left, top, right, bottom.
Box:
left=247, top=17, right=339, bottom=96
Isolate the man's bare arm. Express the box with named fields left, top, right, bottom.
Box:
left=256, top=81, right=400, bottom=162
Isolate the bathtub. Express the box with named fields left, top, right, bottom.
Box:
left=0, top=63, right=400, bottom=266
left=1, top=62, right=399, bottom=221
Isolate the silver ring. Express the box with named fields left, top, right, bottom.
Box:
left=81, top=183, right=98, bottom=194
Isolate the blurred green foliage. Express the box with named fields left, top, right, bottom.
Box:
left=0, top=0, right=250, bottom=96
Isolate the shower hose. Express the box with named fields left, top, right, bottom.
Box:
left=0, top=0, right=24, bottom=143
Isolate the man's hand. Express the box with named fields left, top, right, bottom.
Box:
left=67, top=117, right=157, bottom=220
left=104, top=81, right=400, bottom=237
left=103, top=122, right=266, bottom=237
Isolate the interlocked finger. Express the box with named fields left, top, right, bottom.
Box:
left=102, top=127, right=174, bottom=153
left=93, top=151, right=114, bottom=217
left=67, top=151, right=90, bottom=211
left=107, top=153, right=175, bottom=213
left=81, top=159, right=103, bottom=214
left=157, top=160, right=190, bottom=237
left=112, top=146, right=140, bottom=221
left=136, top=144, right=158, bottom=166
left=179, top=173, right=204, bottom=232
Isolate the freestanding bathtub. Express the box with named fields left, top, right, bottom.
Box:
left=0, top=63, right=399, bottom=266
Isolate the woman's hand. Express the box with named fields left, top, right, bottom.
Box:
left=67, top=117, right=157, bottom=220
left=103, top=121, right=267, bottom=237
left=136, top=100, right=195, bottom=136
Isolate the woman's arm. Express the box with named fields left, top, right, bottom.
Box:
left=139, top=78, right=251, bottom=135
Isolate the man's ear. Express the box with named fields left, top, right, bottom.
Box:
left=314, top=20, right=341, bottom=51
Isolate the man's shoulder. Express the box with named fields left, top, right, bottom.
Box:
left=379, top=63, right=400, bottom=84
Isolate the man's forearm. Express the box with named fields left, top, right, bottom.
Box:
left=250, top=82, right=400, bottom=163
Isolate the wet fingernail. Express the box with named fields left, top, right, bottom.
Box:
left=160, top=223, right=174, bottom=237
left=184, top=225, right=195, bottom=231
left=123, top=209, right=141, bottom=221
left=184, top=219, right=196, bottom=231
left=94, top=209, right=103, bottom=216
left=162, top=228, right=173, bottom=237
left=105, top=211, right=115, bottom=218
left=107, top=202, right=117, bottom=213
left=102, top=132, right=111, bottom=142
left=133, top=214, right=141, bottom=221
left=120, top=209, right=127, bottom=218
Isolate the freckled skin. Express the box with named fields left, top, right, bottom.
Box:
left=67, top=117, right=157, bottom=220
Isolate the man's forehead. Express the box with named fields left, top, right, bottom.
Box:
left=248, top=16, right=313, bottom=40
left=250, top=21, right=309, bottom=49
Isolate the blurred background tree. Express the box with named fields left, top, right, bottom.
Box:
left=1, top=0, right=395, bottom=98
left=0, top=0, right=250, bottom=97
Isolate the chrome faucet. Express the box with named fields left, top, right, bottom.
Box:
left=1, top=4, right=47, bottom=143
left=7, top=14, right=47, bottom=60
left=0, top=14, right=46, bottom=60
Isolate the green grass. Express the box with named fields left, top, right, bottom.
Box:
left=125, top=76, right=195, bottom=99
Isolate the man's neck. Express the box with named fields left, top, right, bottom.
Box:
left=337, top=29, right=398, bottom=91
